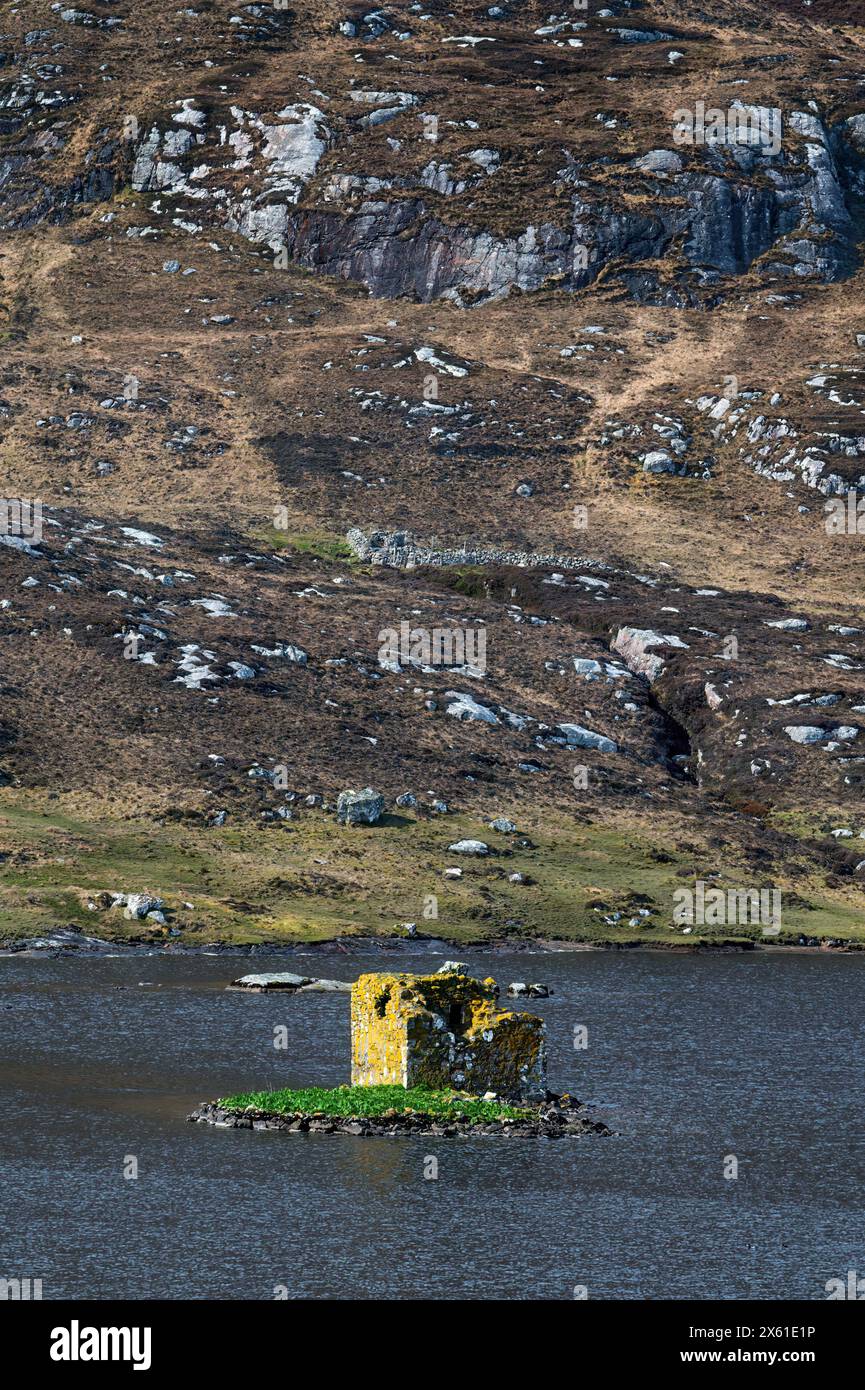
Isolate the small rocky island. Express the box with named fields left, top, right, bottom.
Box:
left=189, top=964, right=611, bottom=1138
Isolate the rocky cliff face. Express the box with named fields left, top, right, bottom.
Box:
left=1, top=3, right=863, bottom=305
left=281, top=105, right=862, bottom=304
left=125, top=94, right=862, bottom=306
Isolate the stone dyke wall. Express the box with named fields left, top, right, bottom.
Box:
left=346, top=527, right=603, bottom=574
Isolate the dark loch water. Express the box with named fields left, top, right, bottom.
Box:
left=2, top=948, right=864, bottom=1301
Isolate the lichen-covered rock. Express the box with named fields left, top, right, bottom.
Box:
left=350, top=970, right=546, bottom=1102
left=336, top=787, right=385, bottom=824
left=785, top=725, right=829, bottom=744
left=633, top=149, right=683, bottom=175
left=783, top=725, right=859, bottom=745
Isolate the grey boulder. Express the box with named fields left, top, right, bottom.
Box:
left=336, top=787, right=385, bottom=824
left=228, top=973, right=351, bottom=993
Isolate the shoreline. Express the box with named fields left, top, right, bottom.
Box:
left=3, top=932, right=865, bottom=958
left=188, top=1094, right=614, bottom=1139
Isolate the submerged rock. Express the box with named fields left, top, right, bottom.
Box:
left=228, top=972, right=351, bottom=992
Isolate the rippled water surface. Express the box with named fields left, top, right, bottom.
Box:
left=2, top=948, right=864, bottom=1299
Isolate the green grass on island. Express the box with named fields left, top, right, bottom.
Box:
left=219, top=1084, right=534, bottom=1123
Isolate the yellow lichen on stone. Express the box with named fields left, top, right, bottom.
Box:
left=350, top=969, right=546, bottom=1100
left=350, top=972, right=410, bottom=1087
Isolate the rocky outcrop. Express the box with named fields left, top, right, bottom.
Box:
left=123, top=98, right=860, bottom=305
left=282, top=200, right=591, bottom=304
left=0, top=135, right=116, bottom=230
left=244, top=112, right=862, bottom=304
left=693, top=372, right=865, bottom=499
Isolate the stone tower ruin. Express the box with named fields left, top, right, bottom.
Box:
left=350, top=966, right=546, bottom=1102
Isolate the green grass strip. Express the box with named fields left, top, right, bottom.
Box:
left=219, top=1084, right=533, bottom=1123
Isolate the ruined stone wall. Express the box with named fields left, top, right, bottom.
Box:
left=453, top=1005, right=547, bottom=1102
left=350, top=970, right=546, bottom=1101
left=346, top=528, right=602, bottom=575
left=350, top=973, right=410, bottom=1086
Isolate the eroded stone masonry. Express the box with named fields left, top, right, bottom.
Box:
left=350, top=967, right=546, bottom=1102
